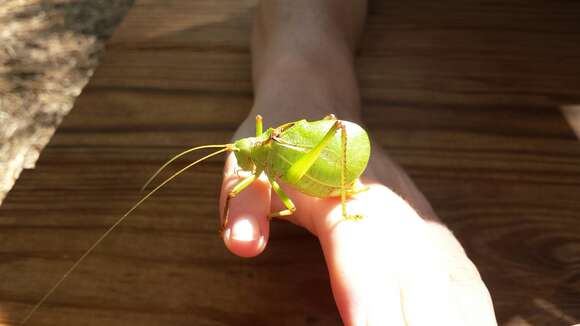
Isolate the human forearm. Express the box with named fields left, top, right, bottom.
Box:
left=250, top=0, right=367, bottom=125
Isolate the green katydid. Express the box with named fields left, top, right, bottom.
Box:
left=20, top=114, right=371, bottom=325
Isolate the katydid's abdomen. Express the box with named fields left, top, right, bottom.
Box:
left=266, top=119, right=370, bottom=198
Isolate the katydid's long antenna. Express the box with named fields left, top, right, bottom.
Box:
left=141, top=144, right=232, bottom=192
left=19, top=146, right=232, bottom=325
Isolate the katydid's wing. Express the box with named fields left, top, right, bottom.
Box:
left=286, top=121, right=340, bottom=184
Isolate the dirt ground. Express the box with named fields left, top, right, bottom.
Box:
left=0, top=0, right=133, bottom=204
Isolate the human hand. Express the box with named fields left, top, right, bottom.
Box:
left=219, top=109, right=497, bottom=325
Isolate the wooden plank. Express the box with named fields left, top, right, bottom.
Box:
left=1, top=0, right=580, bottom=325
left=90, top=0, right=580, bottom=107
left=109, top=0, right=255, bottom=47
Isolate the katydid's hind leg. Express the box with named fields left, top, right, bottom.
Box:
left=267, top=175, right=296, bottom=219
left=346, top=179, right=369, bottom=196
left=256, top=114, right=263, bottom=136
left=221, top=173, right=260, bottom=234
left=339, top=123, right=363, bottom=221
left=286, top=120, right=341, bottom=184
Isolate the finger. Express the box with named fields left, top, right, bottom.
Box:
left=219, top=153, right=271, bottom=257
left=313, top=184, right=420, bottom=325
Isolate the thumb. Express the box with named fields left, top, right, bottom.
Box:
left=313, top=184, right=497, bottom=326
left=219, top=153, right=271, bottom=257
left=313, top=185, right=419, bottom=325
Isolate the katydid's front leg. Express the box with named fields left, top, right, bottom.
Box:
left=220, top=115, right=264, bottom=234
left=267, top=174, right=296, bottom=219
left=221, top=172, right=261, bottom=234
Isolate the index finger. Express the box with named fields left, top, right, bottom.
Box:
left=219, top=153, right=271, bottom=257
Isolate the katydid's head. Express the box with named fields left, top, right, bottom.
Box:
left=233, top=137, right=256, bottom=170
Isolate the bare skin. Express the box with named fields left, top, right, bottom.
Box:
left=219, top=1, right=497, bottom=325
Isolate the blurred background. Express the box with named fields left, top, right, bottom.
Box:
left=1, top=0, right=579, bottom=325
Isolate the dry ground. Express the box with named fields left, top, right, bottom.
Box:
left=0, top=0, right=133, bottom=204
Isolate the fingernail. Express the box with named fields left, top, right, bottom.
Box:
left=230, top=218, right=261, bottom=242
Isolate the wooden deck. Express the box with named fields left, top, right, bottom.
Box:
left=1, top=1, right=580, bottom=325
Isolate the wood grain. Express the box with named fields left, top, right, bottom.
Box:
left=1, top=0, right=580, bottom=325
